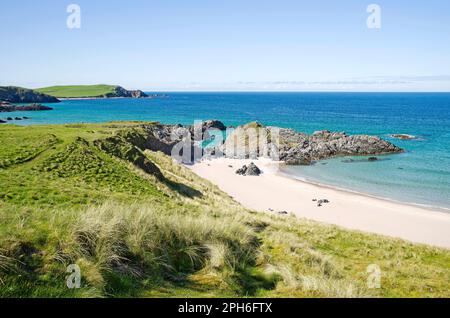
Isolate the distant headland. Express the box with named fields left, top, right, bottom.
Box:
left=35, top=84, right=149, bottom=99
left=0, top=85, right=158, bottom=103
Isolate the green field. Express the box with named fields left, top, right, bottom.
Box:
left=0, top=122, right=449, bottom=298
left=35, top=85, right=117, bottom=98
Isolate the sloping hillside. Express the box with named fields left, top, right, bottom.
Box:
left=0, top=122, right=448, bottom=297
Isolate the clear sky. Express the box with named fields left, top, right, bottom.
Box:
left=1, top=0, right=450, bottom=91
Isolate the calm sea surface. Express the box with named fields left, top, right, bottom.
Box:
left=6, top=92, right=450, bottom=210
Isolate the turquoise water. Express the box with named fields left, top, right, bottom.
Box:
left=4, top=92, right=450, bottom=210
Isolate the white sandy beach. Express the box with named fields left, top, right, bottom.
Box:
left=189, top=158, right=450, bottom=249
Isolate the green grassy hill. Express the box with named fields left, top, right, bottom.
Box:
left=0, top=122, right=449, bottom=298
left=35, top=85, right=117, bottom=98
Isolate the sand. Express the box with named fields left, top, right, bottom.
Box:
left=188, top=157, right=450, bottom=249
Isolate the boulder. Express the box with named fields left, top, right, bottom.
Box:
left=246, top=162, right=262, bottom=175
left=235, top=162, right=262, bottom=176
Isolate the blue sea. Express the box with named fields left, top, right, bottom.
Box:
left=5, top=92, right=450, bottom=210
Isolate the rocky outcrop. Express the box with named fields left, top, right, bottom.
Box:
left=108, top=121, right=403, bottom=166
left=104, top=86, right=148, bottom=98
left=390, top=134, right=416, bottom=140
left=0, top=103, right=53, bottom=112
left=236, top=162, right=262, bottom=176
left=223, top=122, right=403, bottom=165
left=0, top=86, right=60, bottom=103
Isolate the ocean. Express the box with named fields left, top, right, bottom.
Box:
left=6, top=92, right=450, bottom=210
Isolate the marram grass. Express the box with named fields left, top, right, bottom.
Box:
left=0, top=122, right=449, bottom=298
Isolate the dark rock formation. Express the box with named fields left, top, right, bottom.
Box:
left=104, top=86, right=148, bottom=98
left=390, top=134, right=416, bottom=140
left=223, top=123, right=403, bottom=165
left=368, top=157, right=378, bottom=161
left=236, top=162, right=262, bottom=176
left=0, top=103, right=53, bottom=112
left=0, top=119, right=6, bottom=124
left=0, top=86, right=60, bottom=103
left=188, top=119, right=227, bottom=141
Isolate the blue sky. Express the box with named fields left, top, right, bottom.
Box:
left=1, top=0, right=450, bottom=91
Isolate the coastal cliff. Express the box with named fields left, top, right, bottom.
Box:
left=0, top=86, right=60, bottom=103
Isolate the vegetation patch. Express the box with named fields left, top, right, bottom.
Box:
left=36, top=85, right=117, bottom=98
left=0, top=122, right=449, bottom=298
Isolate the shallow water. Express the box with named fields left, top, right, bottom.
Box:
left=4, top=92, right=450, bottom=209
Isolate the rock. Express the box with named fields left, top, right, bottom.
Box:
left=202, top=119, right=226, bottom=131
left=223, top=122, right=403, bottom=165
left=2, top=103, right=53, bottom=112
left=0, top=86, right=60, bottom=103
left=0, top=119, right=6, bottom=123
left=189, top=119, right=227, bottom=141
left=228, top=165, right=233, bottom=168
left=317, top=199, right=330, bottom=206
left=391, top=134, right=416, bottom=140
left=312, top=199, right=317, bottom=202
left=15, top=117, right=22, bottom=120
left=235, top=165, right=248, bottom=175
left=23, top=116, right=29, bottom=119
left=129, top=90, right=148, bottom=98
left=236, top=162, right=262, bottom=176
left=278, top=211, right=288, bottom=215
left=0, top=103, right=53, bottom=112
left=103, top=86, right=148, bottom=98
left=111, top=120, right=402, bottom=166
left=6, top=117, right=12, bottom=120
left=246, top=162, right=261, bottom=176
left=368, top=157, right=378, bottom=161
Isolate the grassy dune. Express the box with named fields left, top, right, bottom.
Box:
left=35, top=85, right=117, bottom=98
left=0, top=122, right=449, bottom=297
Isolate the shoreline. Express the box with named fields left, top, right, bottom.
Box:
left=276, top=168, right=450, bottom=214
left=188, top=157, right=450, bottom=249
